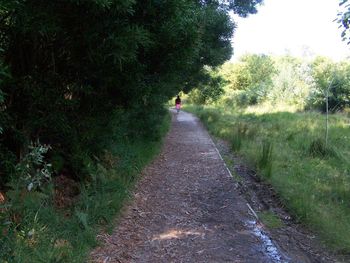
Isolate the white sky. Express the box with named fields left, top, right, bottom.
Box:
left=231, top=0, right=350, bottom=61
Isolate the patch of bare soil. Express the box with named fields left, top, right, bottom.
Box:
left=89, top=110, right=343, bottom=263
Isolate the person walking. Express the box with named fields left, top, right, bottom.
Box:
left=175, top=95, right=181, bottom=113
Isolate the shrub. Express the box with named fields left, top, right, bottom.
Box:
left=308, top=138, right=339, bottom=158
left=15, top=142, right=52, bottom=192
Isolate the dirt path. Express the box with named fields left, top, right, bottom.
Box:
left=89, top=110, right=336, bottom=263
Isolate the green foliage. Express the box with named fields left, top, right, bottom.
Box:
left=258, top=211, right=283, bottom=229
left=190, top=54, right=350, bottom=113
left=308, top=138, right=329, bottom=157
left=0, top=113, right=171, bottom=262
left=258, top=139, right=273, bottom=178
left=230, top=133, right=242, bottom=152
left=269, top=56, right=311, bottom=106
left=226, top=0, right=264, bottom=17
left=307, top=57, right=350, bottom=112
left=220, top=54, right=277, bottom=105
left=187, top=68, right=225, bottom=105
left=230, top=123, right=249, bottom=151
left=14, top=142, right=52, bottom=192
left=308, top=138, right=341, bottom=159
left=198, top=6, right=235, bottom=67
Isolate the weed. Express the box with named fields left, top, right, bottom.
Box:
left=258, top=211, right=283, bottom=229
left=230, top=133, right=242, bottom=151
left=230, top=122, right=250, bottom=151
left=258, top=140, right=273, bottom=178
left=308, top=138, right=338, bottom=158
left=15, top=142, right=52, bottom=192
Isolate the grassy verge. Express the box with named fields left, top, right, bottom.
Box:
left=0, top=112, right=171, bottom=262
left=184, top=104, right=350, bottom=253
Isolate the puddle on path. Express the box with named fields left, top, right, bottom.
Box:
left=246, top=220, right=290, bottom=263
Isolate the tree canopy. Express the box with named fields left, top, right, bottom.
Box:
left=0, top=0, right=263, bottom=185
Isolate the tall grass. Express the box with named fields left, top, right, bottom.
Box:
left=185, top=104, right=350, bottom=253
left=258, top=140, right=273, bottom=178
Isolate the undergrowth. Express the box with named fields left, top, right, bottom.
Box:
left=185, top=104, right=350, bottom=253
left=0, top=113, right=171, bottom=262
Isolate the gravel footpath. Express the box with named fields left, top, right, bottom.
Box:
left=89, top=110, right=315, bottom=263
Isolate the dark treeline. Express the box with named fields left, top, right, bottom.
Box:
left=0, top=0, right=262, bottom=186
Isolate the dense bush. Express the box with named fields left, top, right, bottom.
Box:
left=220, top=54, right=277, bottom=105
left=307, top=57, right=350, bottom=112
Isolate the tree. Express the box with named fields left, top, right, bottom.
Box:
left=269, top=55, right=311, bottom=106
left=307, top=57, right=350, bottom=112
left=187, top=67, right=225, bottom=105
left=220, top=54, right=276, bottom=104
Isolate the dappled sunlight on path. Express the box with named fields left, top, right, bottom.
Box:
left=152, top=228, right=203, bottom=241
